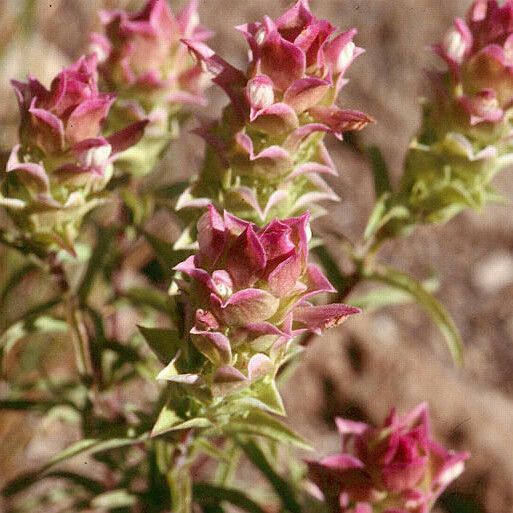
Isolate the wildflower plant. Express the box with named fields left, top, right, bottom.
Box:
left=5, top=1, right=510, bottom=512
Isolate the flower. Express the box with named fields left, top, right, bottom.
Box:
left=307, top=403, right=469, bottom=513
left=177, top=0, right=373, bottom=225
left=164, top=205, right=360, bottom=392
left=91, top=0, right=212, bottom=176
left=381, top=0, right=513, bottom=234
left=0, top=55, right=146, bottom=253
left=431, top=0, right=513, bottom=129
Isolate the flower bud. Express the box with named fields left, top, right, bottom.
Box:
left=0, top=55, right=146, bottom=253
left=164, top=206, right=360, bottom=393
left=92, top=0, right=212, bottom=176
left=307, top=404, right=469, bottom=513
left=387, top=1, right=513, bottom=232
left=177, top=1, right=373, bottom=225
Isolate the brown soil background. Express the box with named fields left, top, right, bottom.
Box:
left=1, top=1, right=513, bottom=512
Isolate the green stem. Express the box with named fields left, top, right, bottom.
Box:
left=66, top=293, right=94, bottom=383
left=48, top=252, right=94, bottom=384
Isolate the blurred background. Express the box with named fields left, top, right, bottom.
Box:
left=1, top=0, right=512, bottom=512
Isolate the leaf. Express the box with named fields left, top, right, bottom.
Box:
left=195, top=439, right=233, bottom=464
left=3, top=471, right=104, bottom=497
left=138, top=326, right=182, bottom=364
left=0, top=399, right=59, bottom=412
left=77, top=226, right=114, bottom=304
left=367, top=146, right=391, bottom=198
left=142, top=230, right=191, bottom=278
left=312, top=246, right=352, bottom=295
left=2, top=435, right=149, bottom=497
left=91, top=489, right=137, bottom=509
left=350, top=276, right=439, bottom=312
left=237, top=438, right=301, bottom=513
left=363, top=194, right=409, bottom=240
left=193, top=483, right=267, bottom=513
left=364, top=265, right=463, bottom=364
left=152, top=402, right=212, bottom=438
left=219, top=410, right=311, bottom=451
left=123, top=286, right=172, bottom=313
left=250, top=378, right=286, bottom=416
left=43, top=435, right=149, bottom=472
left=1, top=314, right=68, bottom=371
left=153, top=181, right=189, bottom=200
left=202, top=505, right=226, bottom=513
left=0, top=263, right=38, bottom=306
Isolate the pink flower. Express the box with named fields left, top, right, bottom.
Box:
left=93, top=0, right=210, bottom=105
left=177, top=0, right=372, bottom=224
left=433, top=0, right=513, bottom=125
left=167, top=205, right=360, bottom=389
left=90, top=0, right=212, bottom=175
left=307, top=404, right=469, bottom=513
left=1, top=55, right=146, bottom=252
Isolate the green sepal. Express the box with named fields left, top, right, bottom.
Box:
left=138, top=326, right=183, bottom=365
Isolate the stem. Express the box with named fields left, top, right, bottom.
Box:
left=48, top=252, right=94, bottom=384
left=66, top=293, right=94, bottom=382
left=167, top=431, right=195, bottom=513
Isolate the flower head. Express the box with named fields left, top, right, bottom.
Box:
left=0, top=55, right=146, bottom=252
left=166, top=205, right=360, bottom=392
left=91, top=0, right=212, bottom=175
left=177, top=0, right=372, bottom=224
left=432, top=0, right=513, bottom=130
left=385, top=0, right=513, bottom=233
left=307, top=404, right=469, bottom=513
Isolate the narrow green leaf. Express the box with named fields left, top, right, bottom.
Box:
left=0, top=399, right=59, bottom=412
left=202, top=504, right=226, bottom=513
left=142, top=230, right=190, bottom=278
left=123, top=286, right=173, bottom=314
left=153, top=181, right=189, bottom=200
left=364, top=195, right=409, bottom=241
left=0, top=263, right=38, bottom=305
left=193, top=483, right=267, bottom=513
left=152, top=414, right=212, bottom=438
left=2, top=470, right=104, bottom=497
left=195, top=439, right=232, bottom=464
left=367, top=146, right=391, bottom=198
left=237, top=438, right=301, bottom=513
left=1, top=314, right=68, bottom=370
left=350, top=276, right=439, bottom=312
left=2, top=435, right=149, bottom=497
left=364, top=193, right=389, bottom=240
left=365, top=265, right=463, bottom=364
left=220, top=410, right=312, bottom=451
left=43, top=435, right=149, bottom=472
left=91, top=489, right=137, bottom=509
left=138, top=326, right=182, bottom=364
left=78, top=226, right=114, bottom=304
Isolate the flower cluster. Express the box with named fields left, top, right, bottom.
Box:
left=395, top=0, right=513, bottom=227
left=307, top=404, right=469, bottom=513
left=0, top=55, right=145, bottom=252
left=91, top=0, right=212, bottom=176
left=165, top=205, right=359, bottom=394
left=177, top=0, right=373, bottom=226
